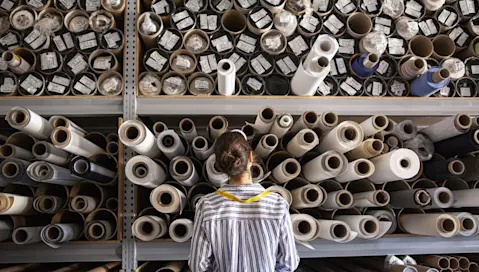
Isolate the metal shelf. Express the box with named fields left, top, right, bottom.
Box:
left=136, top=236, right=479, bottom=261
left=0, top=97, right=123, bottom=116
left=137, top=96, right=479, bottom=116
left=0, top=242, right=121, bottom=263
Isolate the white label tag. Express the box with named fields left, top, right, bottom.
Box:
left=175, top=55, right=191, bottom=69
left=0, top=0, right=14, bottom=10
left=440, top=86, right=450, bottom=96
left=391, top=80, right=406, bottom=96
left=79, top=40, right=97, bottom=50
left=40, top=52, right=58, bottom=71
left=207, top=15, right=217, bottom=30
left=1, top=77, right=15, bottom=93
left=172, top=10, right=189, bottom=22
left=52, top=76, right=70, bottom=86
left=48, top=82, right=66, bottom=94
left=346, top=76, right=362, bottom=90
left=20, top=74, right=42, bottom=95
left=329, top=60, right=338, bottom=76
left=340, top=82, right=357, bottom=96
left=445, top=12, right=457, bottom=26
left=256, top=55, right=271, bottom=70
left=53, top=35, right=67, bottom=52
left=177, top=17, right=194, bottom=30
left=372, top=81, right=382, bottom=96
left=208, top=54, right=217, bottom=71
left=237, top=41, right=255, bottom=53
left=194, top=79, right=209, bottom=90
left=68, top=54, right=88, bottom=75
left=80, top=76, right=96, bottom=90
left=85, top=0, right=100, bottom=11
left=318, top=82, right=331, bottom=95
left=449, top=27, right=464, bottom=41
left=457, top=32, right=469, bottom=46
left=256, top=15, right=272, bottom=28
left=276, top=59, right=290, bottom=75
left=377, top=60, right=389, bottom=74
left=247, top=77, right=262, bottom=91
left=471, top=65, right=479, bottom=74
left=63, top=33, right=75, bottom=49
left=199, top=55, right=211, bottom=73
left=93, top=56, right=112, bottom=70
left=251, top=9, right=267, bottom=22
left=152, top=0, right=169, bottom=14
left=251, top=58, right=265, bottom=74
left=74, top=82, right=92, bottom=94
left=336, top=58, right=347, bottom=74
left=461, top=87, right=471, bottom=97
left=438, top=9, right=451, bottom=23
left=283, top=57, right=297, bottom=73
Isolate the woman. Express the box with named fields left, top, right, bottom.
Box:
left=189, top=131, right=299, bottom=272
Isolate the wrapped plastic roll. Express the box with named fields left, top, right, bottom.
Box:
left=125, top=155, right=167, bottom=188
left=150, top=184, right=187, bottom=214
left=271, top=158, right=301, bottom=184
left=335, top=159, right=375, bottom=183
left=290, top=213, right=318, bottom=242
left=208, top=116, right=228, bottom=140
left=423, top=187, right=453, bottom=209
left=6, top=107, right=52, bottom=140
left=302, top=151, right=348, bottom=183
left=305, top=34, right=339, bottom=64
left=0, top=159, right=35, bottom=186
left=179, top=118, right=197, bottom=142
left=318, top=121, right=364, bottom=154
left=118, top=120, right=161, bottom=158
left=205, top=155, right=229, bottom=187
left=365, top=209, right=397, bottom=234
left=49, top=116, right=87, bottom=137
left=290, top=111, right=319, bottom=132
left=157, top=130, right=186, bottom=160
left=247, top=106, right=276, bottom=134
left=192, top=136, right=214, bottom=161
left=33, top=195, right=65, bottom=214
left=352, top=190, right=390, bottom=207
left=32, top=142, right=70, bottom=165
left=286, top=129, right=319, bottom=158
left=368, top=149, right=421, bottom=184
left=51, top=127, right=104, bottom=158
left=404, top=134, right=434, bottom=161
left=269, top=113, right=293, bottom=139
left=71, top=195, right=97, bottom=214
left=152, top=121, right=168, bottom=137
left=0, top=193, right=33, bottom=215
left=132, top=215, right=168, bottom=241
left=40, top=223, right=83, bottom=248
left=420, top=114, right=472, bottom=143
left=450, top=188, right=479, bottom=208
left=291, top=56, right=331, bottom=96
left=450, top=212, right=478, bottom=236
left=347, top=139, right=383, bottom=160
left=255, top=134, right=278, bottom=158
left=334, top=215, right=381, bottom=240
left=70, top=156, right=116, bottom=184
left=359, top=115, right=389, bottom=138
left=169, top=156, right=199, bottom=187
left=0, top=217, right=13, bottom=242
left=290, top=184, right=324, bottom=209
left=266, top=185, right=292, bottom=206
left=0, top=144, right=33, bottom=161
left=12, top=226, right=44, bottom=245
left=217, top=59, right=236, bottom=96
left=315, top=219, right=357, bottom=243
left=169, top=218, right=193, bottom=243
left=27, top=161, right=82, bottom=186
left=392, top=120, right=418, bottom=141
left=399, top=213, right=459, bottom=237
left=321, top=190, right=353, bottom=210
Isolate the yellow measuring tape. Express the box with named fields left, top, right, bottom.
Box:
left=216, top=190, right=271, bottom=203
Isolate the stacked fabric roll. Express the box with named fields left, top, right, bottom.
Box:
left=124, top=106, right=479, bottom=244
left=0, top=0, right=125, bottom=96
left=137, top=0, right=479, bottom=97
left=0, top=106, right=119, bottom=247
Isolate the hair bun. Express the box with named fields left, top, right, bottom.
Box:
left=214, top=132, right=252, bottom=178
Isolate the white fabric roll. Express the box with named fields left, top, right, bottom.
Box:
left=450, top=212, right=478, bottom=236
left=315, top=219, right=357, bottom=243
left=33, top=195, right=65, bottom=214
left=6, top=107, right=53, bottom=140
left=49, top=116, right=86, bottom=137
left=192, top=136, right=214, bottom=161
left=169, top=218, right=193, bottom=243
left=205, top=154, right=229, bottom=187
left=305, top=34, right=339, bottom=64
left=51, top=127, right=104, bottom=158
left=71, top=195, right=97, bottom=214
left=266, top=185, right=292, bottom=206
left=150, top=184, right=186, bottom=214
left=302, top=151, right=348, bottom=183
left=40, top=223, right=83, bottom=248
left=318, top=121, right=364, bottom=154
left=247, top=107, right=276, bottom=134
left=132, top=215, right=168, bottom=241
left=271, top=158, right=301, bottom=184
left=217, top=59, right=236, bottom=96
left=12, top=226, right=43, bottom=244
left=360, top=115, right=389, bottom=138
left=347, top=139, right=383, bottom=160
left=368, top=148, right=421, bottom=184
left=153, top=121, right=168, bottom=137
left=269, top=114, right=293, bottom=139
left=291, top=184, right=324, bottom=209
left=208, top=116, right=228, bottom=140
left=291, top=56, right=330, bottom=96
left=179, top=118, right=197, bottom=142
left=157, top=130, right=186, bottom=160
left=286, top=129, right=319, bottom=158
left=0, top=144, right=33, bottom=160
left=0, top=193, right=33, bottom=215
left=125, top=155, right=167, bottom=188
left=27, top=161, right=82, bottom=186
left=424, top=187, right=454, bottom=209
left=335, top=215, right=380, bottom=240
left=420, top=114, right=471, bottom=143
left=321, top=190, right=353, bottom=210
left=255, top=134, right=278, bottom=158
left=365, top=209, right=397, bottom=234
left=251, top=163, right=270, bottom=183
left=334, top=159, right=375, bottom=183
left=290, top=112, right=319, bottom=133
left=399, top=213, right=459, bottom=237
left=32, top=141, right=70, bottom=165
left=451, top=189, right=479, bottom=208
left=118, top=120, right=161, bottom=158
left=290, top=213, right=318, bottom=242
left=169, top=156, right=199, bottom=187
left=316, top=112, right=339, bottom=134
left=352, top=190, right=390, bottom=207
left=0, top=218, right=12, bottom=242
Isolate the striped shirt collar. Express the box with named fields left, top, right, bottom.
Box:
left=220, top=183, right=265, bottom=193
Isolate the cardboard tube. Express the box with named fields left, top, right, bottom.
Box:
left=51, top=127, right=104, bottom=158
left=315, top=219, right=356, bottom=243
left=179, top=118, right=197, bottom=142
left=157, top=130, right=186, bottom=160
left=322, top=189, right=353, bottom=210
left=302, top=150, right=348, bottom=183
left=318, top=121, right=364, bottom=153
left=286, top=129, right=319, bottom=158
left=84, top=208, right=117, bottom=241
left=420, top=114, right=471, bottom=143
left=424, top=187, right=453, bottom=209
left=334, top=215, right=379, bottom=239
left=399, top=213, right=459, bottom=237
left=0, top=193, right=33, bottom=215
left=347, top=139, right=383, bottom=160
left=150, top=184, right=186, bottom=214
left=64, top=9, right=89, bottom=33
left=271, top=158, right=301, bottom=184
left=119, top=120, right=162, bottom=158
left=392, top=120, right=418, bottom=141
left=290, top=111, right=319, bottom=133
left=432, top=35, right=455, bottom=60
left=290, top=213, right=318, bottom=241
left=0, top=144, right=33, bottom=161
left=346, top=12, right=372, bottom=38
left=5, top=48, right=36, bottom=75
left=138, top=12, right=164, bottom=48
left=335, top=159, right=375, bottom=183
left=12, top=226, right=43, bottom=244
left=255, top=134, right=278, bottom=158
left=169, top=218, right=193, bottom=242
left=352, top=190, right=390, bottom=207
left=415, top=256, right=450, bottom=269
left=132, top=215, right=168, bottom=241
left=409, top=35, right=434, bottom=58
left=50, top=116, right=86, bottom=137
left=70, top=182, right=105, bottom=213
left=191, top=136, right=213, bottom=161
left=101, top=0, right=125, bottom=20
left=222, top=10, right=247, bottom=35
left=90, top=10, right=116, bottom=33
left=41, top=222, right=83, bottom=248
left=169, top=156, right=199, bottom=187
left=290, top=184, right=324, bottom=209
left=359, top=115, right=389, bottom=138
left=208, top=116, right=228, bottom=140
left=316, top=112, right=339, bottom=134
left=247, top=106, right=275, bottom=134
left=152, top=121, right=168, bottom=137
left=269, top=114, right=293, bottom=139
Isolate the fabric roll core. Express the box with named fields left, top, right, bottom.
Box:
left=332, top=224, right=348, bottom=239
left=3, top=162, right=19, bottom=178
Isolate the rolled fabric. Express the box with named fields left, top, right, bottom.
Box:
left=391, top=120, right=418, bottom=141
left=27, top=161, right=82, bottom=186
left=290, top=213, right=318, bottom=242
left=365, top=209, right=397, bottom=234
left=169, top=156, right=199, bottom=187
left=32, top=141, right=70, bottom=165
left=192, top=136, right=214, bottom=161
left=420, top=114, right=472, bottom=143
left=125, top=155, right=167, bottom=188
left=368, top=148, right=421, bottom=184
left=150, top=184, right=187, bottom=214
left=0, top=193, right=33, bottom=215
left=0, top=217, right=13, bottom=242
left=40, top=223, right=83, bottom=248
left=179, top=118, right=197, bottom=142
left=315, top=219, right=357, bottom=243
left=33, top=195, right=65, bottom=214
left=317, top=112, right=339, bottom=135
left=269, top=113, right=293, bottom=139
left=132, top=215, right=168, bottom=241
left=271, top=158, right=301, bottom=184
left=318, top=121, right=364, bottom=153
left=290, top=111, right=319, bottom=132
left=85, top=220, right=115, bottom=241
left=251, top=163, right=269, bottom=183
left=0, top=159, right=35, bottom=186
left=352, top=190, right=390, bottom=207
left=51, top=127, right=105, bottom=158
left=347, top=139, right=383, bottom=160
left=334, top=215, right=381, bottom=240
left=423, top=187, right=454, bottom=209
left=334, top=159, right=375, bottom=183
left=0, top=144, right=33, bottom=160
left=247, top=106, right=276, bottom=134
left=205, top=154, right=229, bottom=187
left=388, top=189, right=432, bottom=208
left=157, top=130, right=186, bottom=160
left=70, top=156, right=116, bottom=184
left=399, top=213, right=459, bottom=237
left=169, top=218, right=193, bottom=242
left=12, top=226, right=44, bottom=244
left=423, top=157, right=465, bottom=181
left=359, top=115, right=389, bottom=137
left=266, top=185, right=292, bottom=206
left=286, top=129, right=319, bottom=158
left=302, top=151, right=348, bottom=183
left=208, top=116, right=228, bottom=140
left=49, top=116, right=87, bottom=137
left=449, top=212, right=478, bottom=236
left=434, top=129, right=479, bottom=159
left=404, top=134, right=435, bottom=161
left=71, top=195, right=97, bottom=214
left=118, top=120, right=161, bottom=158
left=450, top=188, right=479, bottom=208
left=290, top=184, right=324, bottom=209
left=255, top=134, right=279, bottom=158
left=321, top=190, right=354, bottom=210
left=6, top=107, right=52, bottom=140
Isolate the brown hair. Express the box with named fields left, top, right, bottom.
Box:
left=214, top=131, right=252, bottom=178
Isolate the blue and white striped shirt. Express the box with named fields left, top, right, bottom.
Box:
left=189, top=183, right=299, bottom=272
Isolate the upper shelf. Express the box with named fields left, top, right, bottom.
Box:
left=0, top=97, right=123, bottom=116
left=137, top=96, right=479, bottom=116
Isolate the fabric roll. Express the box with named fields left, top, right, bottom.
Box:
left=169, top=156, right=199, bottom=187
left=33, top=195, right=65, bottom=214
left=205, top=154, right=229, bottom=187
left=125, top=155, right=167, bottom=188
left=365, top=209, right=397, bottom=234
left=266, top=185, right=293, bottom=206
left=460, top=156, right=479, bottom=181
left=85, top=220, right=115, bottom=241
left=255, top=134, right=279, bottom=158
left=368, top=148, right=421, bottom=183
left=208, top=116, right=228, bottom=140
left=450, top=188, right=479, bottom=208
left=0, top=217, right=13, bottom=242
left=334, top=215, right=381, bottom=240
left=391, top=120, right=418, bottom=141
left=290, top=184, right=324, bottom=209
left=32, top=141, right=70, bottom=165
left=0, top=144, right=33, bottom=161
left=6, top=107, right=53, bottom=140
left=302, top=151, right=348, bottom=183
left=70, top=156, right=116, bottom=184
left=179, top=118, right=198, bottom=142
left=315, top=219, right=357, bottom=243
left=132, top=215, right=168, bottom=241
left=49, top=116, right=87, bottom=137
left=316, top=112, right=339, bottom=135
left=388, top=189, right=432, bottom=208
left=347, top=139, right=383, bottom=160
left=404, top=134, right=435, bottom=161
left=423, top=157, right=465, bottom=181
left=286, top=129, right=319, bottom=158
left=449, top=212, right=478, bottom=236
left=71, top=195, right=98, bottom=214
left=12, top=226, right=44, bottom=244
left=318, top=121, right=364, bottom=153
left=271, top=158, right=301, bottom=184
left=157, top=130, right=186, bottom=160
left=0, top=193, right=33, bottom=215
left=28, top=161, right=83, bottom=186
left=334, top=159, right=375, bottom=183
left=290, top=111, right=319, bottom=133
left=169, top=218, right=193, bottom=243
left=192, top=136, right=214, bottom=161
left=269, top=114, right=294, bottom=139
left=352, top=190, right=390, bottom=207
left=434, top=129, right=479, bottom=158
left=247, top=106, right=276, bottom=134
left=421, top=114, right=472, bottom=143
left=51, top=127, right=105, bottom=158
left=40, top=223, right=83, bottom=248
left=399, top=213, right=459, bottom=237
left=359, top=115, right=389, bottom=138
left=321, top=190, right=354, bottom=210
left=251, top=163, right=270, bottom=183
left=290, top=213, right=318, bottom=242
left=150, top=184, right=187, bottom=214
left=0, top=159, right=35, bottom=186
left=118, top=120, right=162, bottom=158
left=423, top=187, right=454, bottom=209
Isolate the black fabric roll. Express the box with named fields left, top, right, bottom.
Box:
left=461, top=156, right=479, bottom=182
left=434, top=129, right=479, bottom=158
left=423, top=156, right=465, bottom=182
left=69, top=156, right=115, bottom=184
left=0, top=158, right=35, bottom=186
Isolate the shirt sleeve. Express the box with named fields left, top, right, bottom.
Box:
left=275, top=211, right=300, bottom=272
left=188, top=200, right=214, bottom=272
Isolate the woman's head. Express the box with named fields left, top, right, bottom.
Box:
left=214, top=131, right=253, bottom=179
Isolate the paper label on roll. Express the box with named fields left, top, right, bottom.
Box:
left=68, top=54, right=88, bottom=75
left=52, top=76, right=71, bottom=87
left=445, top=12, right=457, bottom=26
left=0, top=0, right=13, bottom=10
left=318, top=82, right=331, bottom=95
left=0, top=33, right=17, bottom=46
left=21, top=75, right=42, bottom=95
left=93, top=56, right=112, bottom=70
left=449, top=27, right=463, bottom=41
left=1, top=77, right=15, bottom=93
left=105, top=32, right=121, bottom=48
left=172, top=10, right=189, bottom=22
left=74, top=82, right=92, bottom=94
left=247, top=77, right=262, bottom=90
left=376, top=60, right=389, bottom=75
left=216, top=0, right=231, bottom=11
left=460, top=87, right=471, bottom=97
left=251, top=9, right=267, bottom=22
left=48, top=82, right=66, bottom=94
left=86, top=0, right=100, bottom=11
left=456, top=32, right=469, bottom=46
left=152, top=0, right=169, bottom=14
left=40, top=52, right=58, bottom=71
left=185, top=0, right=201, bottom=11
left=439, top=86, right=450, bottom=96
left=256, top=15, right=272, bottom=29
left=288, top=36, right=308, bottom=56
left=177, top=17, right=194, bottom=30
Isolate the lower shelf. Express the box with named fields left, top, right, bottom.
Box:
left=136, top=236, right=479, bottom=261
